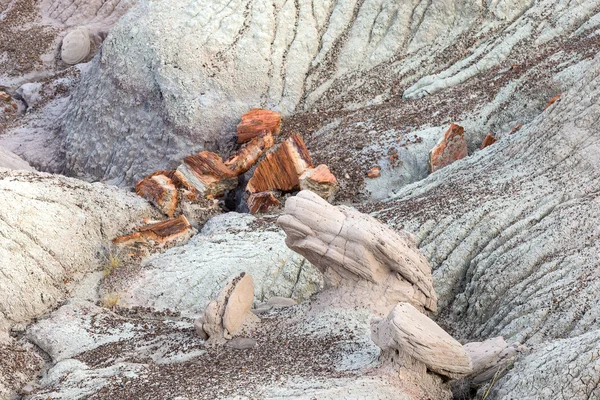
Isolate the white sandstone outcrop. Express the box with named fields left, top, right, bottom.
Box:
left=278, top=190, right=437, bottom=313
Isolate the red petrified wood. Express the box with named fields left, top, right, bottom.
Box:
left=136, top=174, right=179, bottom=217
left=428, top=124, right=468, bottom=173
left=113, top=216, right=194, bottom=246
left=480, top=133, right=497, bottom=150
left=248, top=192, right=280, bottom=214
left=299, top=164, right=338, bottom=201
left=367, top=167, right=381, bottom=179
left=544, top=93, right=562, bottom=110
left=246, top=134, right=313, bottom=193
left=176, top=152, right=238, bottom=199
left=225, top=132, right=274, bottom=175
left=237, top=109, right=281, bottom=143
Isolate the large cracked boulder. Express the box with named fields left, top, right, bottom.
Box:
left=0, top=170, right=154, bottom=337
left=278, top=190, right=437, bottom=313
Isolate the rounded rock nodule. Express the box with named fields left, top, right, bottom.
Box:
left=61, top=28, right=91, bottom=65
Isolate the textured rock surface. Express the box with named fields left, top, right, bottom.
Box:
left=428, top=124, right=468, bottom=173
left=371, top=302, right=472, bottom=379
left=0, top=170, right=154, bottom=335
left=247, top=134, right=313, bottom=193
left=367, top=51, right=600, bottom=398
left=121, top=213, right=323, bottom=316
left=463, top=337, right=521, bottom=384
left=278, top=190, right=437, bottom=312
left=39, top=0, right=137, bottom=30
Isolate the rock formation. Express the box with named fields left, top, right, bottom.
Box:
left=371, top=302, right=472, bottom=379
left=247, top=134, right=313, bottom=193
left=135, top=173, right=178, bottom=217
left=236, top=109, right=281, bottom=144
left=247, top=192, right=279, bottom=214
left=60, top=28, right=91, bottom=65
left=202, top=273, right=258, bottom=340
left=278, top=190, right=437, bottom=312
left=428, top=124, right=468, bottom=173
left=299, top=164, right=338, bottom=201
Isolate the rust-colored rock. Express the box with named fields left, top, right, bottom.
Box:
left=176, top=152, right=237, bottom=199
left=544, top=93, right=562, bottom=110
left=225, top=132, right=274, bottom=175
left=299, top=164, right=338, bottom=201
left=428, top=124, right=468, bottom=173
left=367, top=167, right=381, bottom=179
left=0, top=91, right=11, bottom=102
left=480, top=133, right=497, bottom=149
left=136, top=174, right=178, bottom=217
left=113, top=216, right=194, bottom=247
left=237, top=109, right=281, bottom=143
left=248, top=192, right=280, bottom=214
left=246, top=134, right=313, bottom=193
left=509, top=124, right=523, bottom=135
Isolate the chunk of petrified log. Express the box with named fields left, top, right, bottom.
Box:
left=428, top=123, right=468, bottom=173
left=480, top=133, right=497, bottom=150
left=299, top=164, right=338, bottom=201
left=463, top=337, right=522, bottom=384
left=544, top=93, right=562, bottom=110
left=371, top=302, right=473, bottom=379
left=248, top=192, right=280, bottom=214
left=278, top=190, right=437, bottom=312
left=237, top=109, right=281, bottom=143
left=135, top=174, right=178, bottom=217
left=176, top=152, right=237, bottom=199
left=112, top=216, right=194, bottom=247
left=225, top=132, right=274, bottom=176
left=247, top=134, right=313, bottom=193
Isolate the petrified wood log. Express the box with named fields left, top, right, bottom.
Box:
left=480, top=133, right=497, bottom=150
left=278, top=190, right=437, bottom=312
left=247, top=134, right=313, bottom=193
left=299, top=164, right=338, bottom=201
left=112, top=216, right=194, bottom=247
left=177, top=152, right=238, bottom=199
left=135, top=174, right=178, bottom=217
left=237, top=108, right=281, bottom=143
left=371, top=302, right=473, bottom=379
left=225, top=132, right=274, bottom=176
left=428, top=123, right=468, bottom=173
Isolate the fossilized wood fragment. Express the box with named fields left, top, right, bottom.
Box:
left=463, top=337, right=522, bottom=384
left=299, top=164, right=338, bottom=201
left=247, top=134, right=313, bottom=193
left=248, top=192, right=279, bottom=214
left=225, top=132, right=274, bottom=176
left=480, top=133, right=497, bottom=149
left=136, top=174, right=178, bottom=217
left=61, top=28, right=91, bottom=65
left=112, top=216, right=193, bottom=246
left=544, top=93, right=562, bottom=110
left=371, top=302, right=472, bottom=379
left=428, top=124, right=468, bottom=173
left=176, top=152, right=237, bottom=199
left=0, top=91, right=11, bottom=102
left=278, top=190, right=437, bottom=311
left=367, top=167, right=381, bottom=178
left=237, top=109, right=281, bottom=143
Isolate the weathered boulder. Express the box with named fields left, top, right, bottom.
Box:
left=248, top=191, right=280, bottom=214
left=278, top=190, right=437, bottom=312
left=247, top=134, right=313, bottom=193
left=371, top=302, right=472, bottom=379
left=224, top=131, right=274, bottom=176
left=463, top=337, right=521, bottom=384
left=0, top=170, right=154, bottom=336
left=299, top=164, right=338, bottom=201
left=135, top=173, right=178, bottom=217
left=428, top=124, right=468, bottom=173
left=60, top=28, right=91, bottom=65
left=176, top=152, right=237, bottom=199
left=237, top=109, right=281, bottom=144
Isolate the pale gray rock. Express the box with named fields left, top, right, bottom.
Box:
left=122, top=213, right=323, bottom=316
left=278, top=190, right=437, bottom=313
left=226, top=337, right=257, bottom=350
left=267, top=297, right=297, bottom=308
left=371, top=302, right=472, bottom=379
left=61, top=28, right=91, bottom=65
left=0, top=147, right=34, bottom=171
left=463, top=337, right=522, bottom=384
left=0, top=170, right=154, bottom=336
left=15, top=82, right=43, bottom=109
